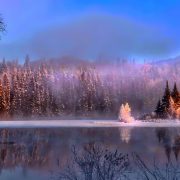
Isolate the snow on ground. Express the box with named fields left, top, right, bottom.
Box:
left=0, top=120, right=179, bottom=128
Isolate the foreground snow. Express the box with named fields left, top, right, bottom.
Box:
left=0, top=119, right=179, bottom=128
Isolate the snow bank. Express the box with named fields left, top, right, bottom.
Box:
left=0, top=120, right=179, bottom=128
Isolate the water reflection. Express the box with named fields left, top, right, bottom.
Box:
left=119, top=127, right=132, bottom=143
left=0, top=129, right=50, bottom=170
left=156, top=128, right=180, bottom=161
left=0, top=127, right=178, bottom=179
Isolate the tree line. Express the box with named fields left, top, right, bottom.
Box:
left=0, top=56, right=179, bottom=119
left=155, top=82, right=180, bottom=119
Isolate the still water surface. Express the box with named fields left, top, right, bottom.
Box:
left=0, top=127, right=179, bottom=180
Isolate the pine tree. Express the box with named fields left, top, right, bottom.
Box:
left=24, top=55, right=32, bottom=77
left=0, top=58, right=8, bottom=73
left=10, top=75, right=19, bottom=116
left=42, top=85, right=50, bottom=116
left=176, top=108, right=180, bottom=119
left=24, top=55, right=30, bottom=68
left=169, top=96, right=176, bottom=119
left=171, top=83, right=179, bottom=103
left=161, top=81, right=171, bottom=118
left=0, top=79, right=5, bottom=116
left=3, top=74, right=10, bottom=118
left=170, top=83, right=180, bottom=119
left=30, top=76, right=43, bottom=117
left=28, top=77, right=36, bottom=117
left=155, top=99, right=163, bottom=118
left=49, top=87, right=59, bottom=116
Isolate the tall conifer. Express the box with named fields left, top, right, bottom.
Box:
left=161, top=81, right=171, bottom=118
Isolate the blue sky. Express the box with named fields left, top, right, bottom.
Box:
left=0, top=0, right=180, bottom=61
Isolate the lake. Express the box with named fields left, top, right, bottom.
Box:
left=0, top=127, right=179, bottom=180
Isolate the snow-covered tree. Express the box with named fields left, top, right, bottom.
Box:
left=0, top=79, right=5, bottom=116
left=155, top=99, right=163, bottom=118
left=3, top=74, right=10, bottom=118
left=154, top=82, right=180, bottom=120
left=176, top=108, right=180, bottom=119
left=171, top=83, right=179, bottom=103
left=173, top=84, right=180, bottom=111
left=161, top=81, right=171, bottom=118
left=119, top=103, right=134, bottom=123
left=168, top=96, right=176, bottom=119
left=0, top=55, right=180, bottom=119
left=10, top=75, right=20, bottom=116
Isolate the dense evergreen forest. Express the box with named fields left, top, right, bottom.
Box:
left=0, top=56, right=179, bottom=119
left=155, top=82, right=180, bottom=119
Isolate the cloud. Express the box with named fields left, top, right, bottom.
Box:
left=0, top=14, right=178, bottom=60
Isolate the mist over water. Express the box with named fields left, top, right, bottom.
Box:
left=0, top=127, right=178, bottom=180
left=0, top=1, right=180, bottom=180
left=0, top=58, right=179, bottom=120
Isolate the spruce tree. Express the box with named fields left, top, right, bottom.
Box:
left=161, top=81, right=171, bottom=118
left=28, top=77, right=36, bottom=117
left=0, top=79, right=5, bottom=116
left=0, top=58, right=7, bottom=74
left=171, top=83, right=179, bottom=103
left=24, top=55, right=30, bottom=68
left=169, top=96, right=176, bottom=118
left=155, top=99, right=163, bottom=118
left=3, top=74, right=10, bottom=118
left=10, top=75, right=22, bottom=117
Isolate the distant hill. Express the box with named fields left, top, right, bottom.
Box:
left=152, top=56, right=180, bottom=65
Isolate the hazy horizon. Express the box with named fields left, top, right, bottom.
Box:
left=0, top=0, right=180, bottom=62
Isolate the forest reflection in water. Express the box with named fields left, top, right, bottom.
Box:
left=0, top=127, right=179, bottom=179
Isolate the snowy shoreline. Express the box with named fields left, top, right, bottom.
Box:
left=0, top=120, right=179, bottom=128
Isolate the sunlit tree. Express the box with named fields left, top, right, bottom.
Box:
left=169, top=96, right=176, bottom=119
left=119, top=103, right=134, bottom=123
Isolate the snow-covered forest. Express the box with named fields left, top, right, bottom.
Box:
left=0, top=56, right=179, bottom=119
left=155, top=82, right=180, bottom=119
